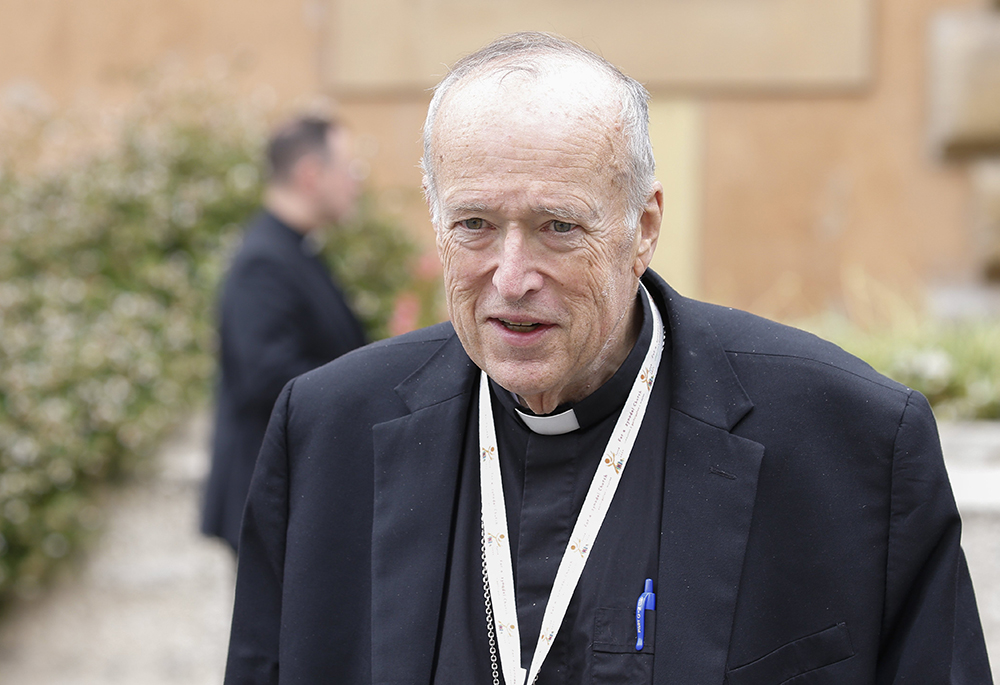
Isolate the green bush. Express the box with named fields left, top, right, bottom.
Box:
left=804, top=315, right=1000, bottom=420
left=322, top=196, right=443, bottom=340
left=0, top=84, right=434, bottom=611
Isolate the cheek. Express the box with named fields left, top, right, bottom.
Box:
left=436, top=237, right=461, bottom=289
left=436, top=232, right=470, bottom=272
left=564, top=245, right=619, bottom=299
left=438, top=242, right=480, bottom=318
left=565, top=254, right=635, bottom=333
left=439, top=237, right=489, bottom=286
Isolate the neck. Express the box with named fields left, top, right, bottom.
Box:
left=264, top=187, right=319, bottom=235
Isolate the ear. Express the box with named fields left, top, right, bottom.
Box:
left=633, top=181, right=663, bottom=278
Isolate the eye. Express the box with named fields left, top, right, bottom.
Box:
left=551, top=220, right=576, bottom=233
left=460, top=218, right=486, bottom=230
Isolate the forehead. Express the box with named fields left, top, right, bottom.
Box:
left=431, top=64, right=625, bottom=209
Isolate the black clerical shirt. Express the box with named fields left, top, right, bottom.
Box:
left=432, top=292, right=672, bottom=684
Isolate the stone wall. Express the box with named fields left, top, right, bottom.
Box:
left=0, top=0, right=328, bottom=107
left=1, top=0, right=992, bottom=320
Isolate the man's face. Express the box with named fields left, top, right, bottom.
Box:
left=431, top=67, right=660, bottom=414
left=315, top=128, right=361, bottom=223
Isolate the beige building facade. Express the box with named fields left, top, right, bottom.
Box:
left=0, top=0, right=994, bottom=320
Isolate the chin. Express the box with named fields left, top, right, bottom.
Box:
left=485, top=362, right=556, bottom=399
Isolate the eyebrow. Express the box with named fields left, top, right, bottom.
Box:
left=444, top=202, right=491, bottom=217
left=443, top=201, right=598, bottom=225
left=530, top=204, right=598, bottom=225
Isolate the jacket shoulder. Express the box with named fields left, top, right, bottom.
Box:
left=286, top=322, right=460, bottom=411
left=231, top=217, right=299, bottom=265
left=691, top=299, right=908, bottom=395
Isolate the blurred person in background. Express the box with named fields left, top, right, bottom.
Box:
left=225, top=34, right=991, bottom=684
left=201, top=115, right=368, bottom=553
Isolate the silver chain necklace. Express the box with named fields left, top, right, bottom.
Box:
left=482, top=523, right=542, bottom=685
left=481, top=524, right=501, bottom=685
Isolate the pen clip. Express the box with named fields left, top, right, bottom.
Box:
left=635, top=578, right=656, bottom=651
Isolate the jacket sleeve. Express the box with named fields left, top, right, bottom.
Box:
left=877, top=391, right=993, bottom=683
left=223, top=381, right=293, bottom=684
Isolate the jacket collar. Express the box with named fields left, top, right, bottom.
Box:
left=642, top=272, right=764, bottom=684
left=370, top=332, right=477, bottom=684
left=393, top=331, right=477, bottom=413
left=644, top=269, right=753, bottom=430
left=258, top=209, right=308, bottom=244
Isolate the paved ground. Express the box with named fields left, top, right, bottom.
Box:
left=938, top=421, right=1000, bottom=667
left=0, top=413, right=234, bottom=685
left=0, top=415, right=996, bottom=682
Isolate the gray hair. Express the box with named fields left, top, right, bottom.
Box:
left=421, top=32, right=656, bottom=231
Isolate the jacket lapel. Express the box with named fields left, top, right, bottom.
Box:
left=370, top=332, right=478, bottom=685
left=647, top=277, right=766, bottom=684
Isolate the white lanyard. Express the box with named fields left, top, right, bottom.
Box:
left=479, top=284, right=664, bottom=685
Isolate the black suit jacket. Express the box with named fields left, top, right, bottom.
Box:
left=226, top=271, right=991, bottom=683
left=201, top=210, right=367, bottom=551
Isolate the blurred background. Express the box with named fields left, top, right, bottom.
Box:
left=0, top=0, right=999, bottom=682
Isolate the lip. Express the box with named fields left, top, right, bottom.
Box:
left=487, top=316, right=554, bottom=346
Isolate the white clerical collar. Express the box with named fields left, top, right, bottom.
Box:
left=478, top=283, right=664, bottom=685
left=514, top=406, right=581, bottom=435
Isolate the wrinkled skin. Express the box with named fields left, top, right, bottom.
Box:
left=430, top=62, right=663, bottom=414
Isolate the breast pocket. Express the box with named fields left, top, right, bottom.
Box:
left=725, top=623, right=855, bottom=685
left=591, top=607, right=655, bottom=685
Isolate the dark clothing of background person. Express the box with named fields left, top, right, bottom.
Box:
left=201, top=209, right=367, bottom=551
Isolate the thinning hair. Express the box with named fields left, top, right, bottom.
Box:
left=266, top=116, right=337, bottom=185
left=421, top=32, right=656, bottom=230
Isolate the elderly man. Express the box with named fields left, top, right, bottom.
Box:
left=202, top=116, right=367, bottom=553
left=225, top=34, right=991, bottom=684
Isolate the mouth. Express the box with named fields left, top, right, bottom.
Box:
left=497, top=318, right=542, bottom=333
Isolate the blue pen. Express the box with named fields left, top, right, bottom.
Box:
left=635, top=578, right=656, bottom=651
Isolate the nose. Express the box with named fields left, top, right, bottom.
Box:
left=492, top=229, right=544, bottom=302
